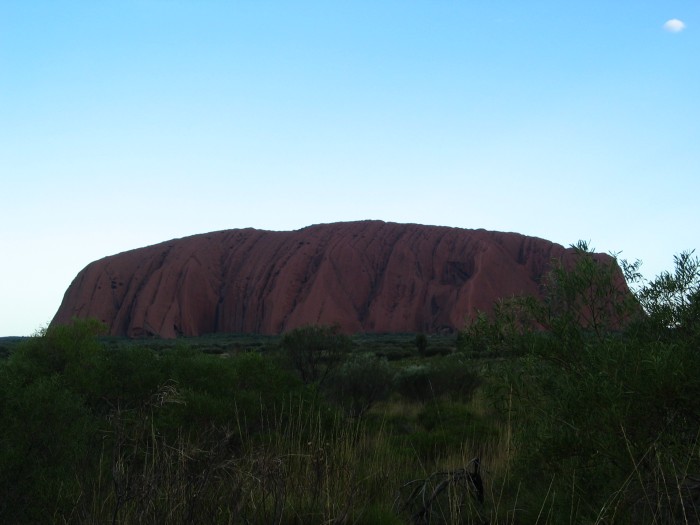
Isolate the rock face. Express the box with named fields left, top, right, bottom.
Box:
left=51, top=221, right=605, bottom=338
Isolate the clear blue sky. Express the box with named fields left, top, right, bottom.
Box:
left=2, top=1, right=698, bottom=336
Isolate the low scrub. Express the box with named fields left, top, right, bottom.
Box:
left=325, top=352, right=393, bottom=417
left=395, top=356, right=480, bottom=402
left=2, top=245, right=698, bottom=523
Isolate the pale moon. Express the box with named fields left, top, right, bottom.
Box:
left=663, top=19, right=686, bottom=32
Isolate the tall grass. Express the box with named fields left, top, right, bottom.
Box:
left=56, top=381, right=508, bottom=524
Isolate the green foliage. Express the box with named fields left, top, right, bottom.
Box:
left=481, top=243, right=700, bottom=522
left=457, top=311, right=498, bottom=355
left=0, top=319, right=321, bottom=523
left=10, top=318, right=106, bottom=395
left=98, top=345, right=164, bottom=411
left=160, top=350, right=306, bottom=434
left=4, top=244, right=698, bottom=523
left=395, top=357, right=480, bottom=402
left=458, top=298, right=537, bottom=356
left=281, top=324, right=352, bottom=385
left=459, top=241, right=642, bottom=359
left=415, top=332, right=428, bottom=357
left=326, top=352, right=393, bottom=417
left=412, top=401, right=495, bottom=460
left=635, top=250, right=700, bottom=340
left=0, top=318, right=108, bottom=522
left=499, top=338, right=700, bottom=522
left=532, top=241, right=639, bottom=344
left=0, top=371, right=94, bottom=522
left=395, top=364, right=435, bottom=401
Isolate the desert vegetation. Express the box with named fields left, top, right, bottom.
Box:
left=1, top=244, right=698, bottom=524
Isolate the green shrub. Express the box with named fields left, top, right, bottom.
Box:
left=158, top=350, right=306, bottom=436
left=10, top=318, right=106, bottom=397
left=408, top=401, right=495, bottom=461
left=281, top=324, right=352, bottom=385
left=326, top=353, right=394, bottom=417
left=97, top=345, right=166, bottom=411
left=394, top=364, right=433, bottom=401
left=0, top=373, right=94, bottom=523
left=395, top=358, right=480, bottom=402
left=634, top=250, right=700, bottom=342
left=372, top=346, right=414, bottom=361
left=487, top=244, right=700, bottom=522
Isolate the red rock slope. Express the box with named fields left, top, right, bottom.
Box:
left=51, top=221, right=594, bottom=338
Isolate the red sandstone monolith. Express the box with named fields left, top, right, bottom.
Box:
left=51, top=221, right=609, bottom=338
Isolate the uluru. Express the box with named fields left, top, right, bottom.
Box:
left=51, top=221, right=606, bottom=338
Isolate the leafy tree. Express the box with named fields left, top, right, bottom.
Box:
left=635, top=250, right=700, bottom=340
left=0, top=356, right=96, bottom=522
left=280, top=324, right=351, bottom=385
left=458, top=297, right=537, bottom=356
left=326, top=353, right=393, bottom=418
left=459, top=242, right=640, bottom=357
left=90, top=345, right=174, bottom=421
left=11, top=318, right=106, bottom=393
left=534, top=241, right=639, bottom=344
left=485, top=244, right=700, bottom=522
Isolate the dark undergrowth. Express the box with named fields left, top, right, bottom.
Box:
left=1, top=244, right=698, bottom=524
